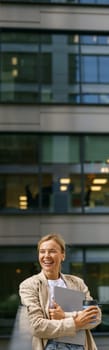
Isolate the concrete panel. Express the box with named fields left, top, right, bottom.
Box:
left=0, top=5, right=109, bottom=31
left=1, top=214, right=109, bottom=245
left=0, top=4, right=40, bottom=28
left=39, top=215, right=109, bottom=245
left=40, top=105, right=109, bottom=133
left=0, top=215, right=41, bottom=245
left=0, top=105, right=109, bottom=133
left=0, top=105, right=40, bottom=131
left=40, top=6, right=109, bottom=31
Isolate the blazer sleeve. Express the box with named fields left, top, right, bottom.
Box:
left=19, top=278, right=76, bottom=339
left=64, top=275, right=102, bottom=330
left=73, top=276, right=102, bottom=330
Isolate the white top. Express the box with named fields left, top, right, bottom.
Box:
left=48, top=277, right=66, bottom=307
left=47, top=278, right=84, bottom=349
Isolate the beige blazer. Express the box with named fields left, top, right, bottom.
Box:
left=19, top=271, right=101, bottom=350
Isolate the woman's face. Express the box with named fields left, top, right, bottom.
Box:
left=39, top=239, right=65, bottom=279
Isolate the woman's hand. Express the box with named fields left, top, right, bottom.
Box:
left=49, top=302, right=65, bottom=320
left=74, top=305, right=99, bottom=330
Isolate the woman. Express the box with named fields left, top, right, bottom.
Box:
left=19, top=233, right=101, bottom=350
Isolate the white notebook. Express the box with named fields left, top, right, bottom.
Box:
left=54, top=286, right=85, bottom=346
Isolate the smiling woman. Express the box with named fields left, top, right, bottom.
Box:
left=38, top=234, right=65, bottom=280
left=19, top=233, right=101, bottom=350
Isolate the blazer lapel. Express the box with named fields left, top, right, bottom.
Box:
left=60, top=273, right=80, bottom=290
left=38, top=271, right=50, bottom=318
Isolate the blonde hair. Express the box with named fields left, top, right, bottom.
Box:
left=37, top=233, right=65, bottom=253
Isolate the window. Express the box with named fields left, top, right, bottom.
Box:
left=81, top=56, right=98, bottom=83
left=1, top=0, right=109, bottom=4
left=0, top=246, right=39, bottom=336
left=0, top=134, right=39, bottom=165
left=69, top=246, right=109, bottom=333
left=42, top=135, right=80, bottom=164
left=41, top=135, right=82, bottom=213
left=1, top=30, right=109, bottom=104
left=0, top=133, right=109, bottom=214
left=68, top=54, right=80, bottom=84
left=0, top=31, right=52, bottom=103
left=84, top=135, right=109, bottom=212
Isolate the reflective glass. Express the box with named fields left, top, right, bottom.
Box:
left=0, top=31, right=52, bottom=103
left=84, top=136, right=109, bottom=213
left=1, top=0, right=109, bottom=3
left=42, top=135, right=80, bottom=163
left=0, top=134, right=39, bottom=165
left=68, top=94, right=80, bottom=103
left=0, top=134, right=81, bottom=213
left=51, top=173, right=82, bottom=213
left=81, top=35, right=98, bottom=45
left=40, top=174, right=53, bottom=211
left=68, top=174, right=82, bottom=212
left=70, top=248, right=84, bottom=278
left=0, top=175, right=39, bottom=210
left=0, top=247, right=39, bottom=337
left=100, top=94, right=109, bottom=103
left=1, top=31, right=109, bottom=104
left=69, top=54, right=80, bottom=84
left=68, top=246, right=109, bottom=333
left=85, top=248, right=109, bottom=332
left=1, top=133, right=109, bottom=214
left=81, top=56, right=97, bottom=83
left=99, top=36, right=109, bottom=45
left=80, top=0, right=109, bottom=2
left=41, top=135, right=82, bottom=213
left=99, top=56, right=109, bottom=82
left=82, top=94, right=98, bottom=103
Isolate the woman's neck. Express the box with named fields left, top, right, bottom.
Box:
left=43, top=270, right=60, bottom=280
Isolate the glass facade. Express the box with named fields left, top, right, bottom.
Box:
left=0, top=133, right=109, bottom=214
left=0, top=7, right=109, bottom=344
left=1, top=245, right=109, bottom=335
left=69, top=246, right=109, bottom=333
left=1, top=30, right=109, bottom=104
left=1, top=1, right=109, bottom=346
left=1, top=0, right=109, bottom=4
left=0, top=246, right=39, bottom=336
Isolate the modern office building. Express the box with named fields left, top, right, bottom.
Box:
left=0, top=1, right=109, bottom=349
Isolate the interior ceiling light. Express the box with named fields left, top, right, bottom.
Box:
left=60, top=178, right=71, bottom=184
left=91, top=186, right=102, bottom=191
left=11, top=56, right=18, bottom=65
left=92, top=178, right=107, bottom=184
left=60, top=185, right=67, bottom=191
left=74, top=35, right=79, bottom=43
left=19, top=196, right=27, bottom=201
left=101, top=167, right=109, bottom=173
left=20, top=206, right=27, bottom=210
left=12, top=69, right=18, bottom=77
left=93, top=36, right=97, bottom=42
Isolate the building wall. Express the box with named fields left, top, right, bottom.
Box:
left=0, top=4, right=109, bottom=31
left=0, top=214, right=109, bottom=245
left=0, top=3, right=109, bottom=348
left=0, top=4, right=109, bottom=245
left=0, top=104, right=109, bottom=133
